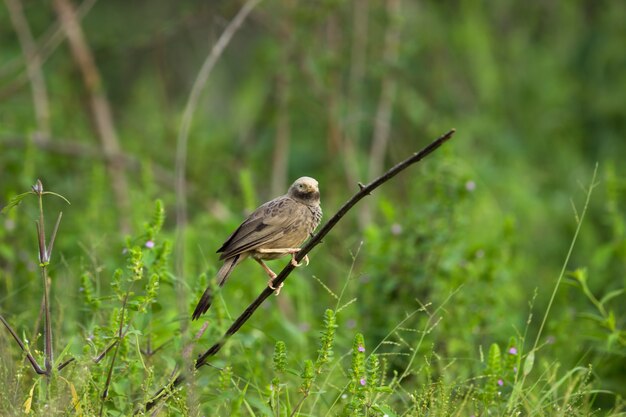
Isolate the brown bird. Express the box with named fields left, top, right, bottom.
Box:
left=192, top=176, right=322, bottom=320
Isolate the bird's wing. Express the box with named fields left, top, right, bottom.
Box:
left=217, top=196, right=300, bottom=259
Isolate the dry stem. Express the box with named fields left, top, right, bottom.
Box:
left=53, top=0, right=130, bottom=233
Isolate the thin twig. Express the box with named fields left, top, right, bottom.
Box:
left=94, top=339, right=120, bottom=364
left=172, top=0, right=262, bottom=393
left=4, top=0, right=51, bottom=138
left=510, top=163, right=600, bottom=410
left=342, top=0, right=369, bottom=189
left=53, top=0, right=131, bottom=233
left=99, top=295, right=129, bottom=417
left=0, top=314, right=46, bottom=374
left=55, top=340, right=116, bottom=371
left=56, top=337, right=122, bottom=372
left=30, top=293, right=45, bottom=348
left=2, top=136, right=181, bottom=191
left=141, top=338, right=173, bottom=358
left=328, top=15, right=361, bottom=189
left=0, top=0, right=95, bottom=80
left=270, top=47, right=292, bottom=196
left=47, top=212, right=63, bottom=260
left=174, top=0, right=262, bottom=275
left=198, top=131, right=455, bottom=365
left=34, top=182, right=54, bottom=375
left=144, top=129, right=456, bottom=411
left=289, top=394, right=308, bottom=417
left=41, top=264, right=53, bottom=374
left=1, top=181, right=69, bottom=377
left=56, top=357, right=75, bottom=371
left=35, top=221, right=45, bottom=264
left=362, top=0, right=402, bottom=226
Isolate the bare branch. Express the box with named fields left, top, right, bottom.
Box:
left=4, top=0, right=51, bottom=138
left=173, top=0, right=262, bottom=352
left=144, top=128, right=456, bottom=411
left=270, top=51, right=292, bottom=196
left=362, top=0, right=403, bottom=226
left=53, top=0, right=131, bottom=233
left=35, top=220, right=46, bottom=264
left=0, top=0, right=95, bottom=79
left=41, top=266, right=53, bottom=374
left=2, top=135, right=181, bottom=191
left=0, top=314, right=46, bottom=374
left=198, top=130, right=456, bottom=365
left=99, top=295, right=129, bottom=416
left=54, top=338, right=121, bottom=372
left=0, top=0, right=96, bottom=101
left=342, top=0, right=369, bottom=189
left=94, top=339, right=120, bottom=364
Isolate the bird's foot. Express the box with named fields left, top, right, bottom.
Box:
left=268, top=275, right=284, bottom=295
left=290, top=253, right=309, bottom=267
left=256, top=247, right=301, bottom=255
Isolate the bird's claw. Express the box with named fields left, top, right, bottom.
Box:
left=268, top=277, right=283, bottom=295
left=290, top=253, right=309, bottom=267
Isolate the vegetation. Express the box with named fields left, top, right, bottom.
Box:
left=1, top=1, right=625, bottom=415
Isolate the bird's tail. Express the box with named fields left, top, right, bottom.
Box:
left=192, top=254, right=242, bottom=320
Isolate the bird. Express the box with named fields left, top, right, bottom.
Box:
left=192, top=176, right=322, bottom=320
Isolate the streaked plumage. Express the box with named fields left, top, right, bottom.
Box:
left=192, top=177, right=322, bottom=320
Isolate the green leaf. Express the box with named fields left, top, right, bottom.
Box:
left=273, top=341, right=287, bottom=374
left=578, top=312, right=606, bottom=323
left=54, top=341, right=75, bottom=367
left=42, top=191, right=71, bottom=205
left=523, top=351, right=535, bottom=376
left=1, top=191, right=33, bottom=214
left=231, top=382, right=248, bottom=416
left=372, top=404, right=398, bottom=416
left=605, top=310, right=616, bottom=332
left=600, top=289, right=624, bottom=306
left=487, top=343, right=502, bottom=376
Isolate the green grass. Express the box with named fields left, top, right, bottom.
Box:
left=1, top=164, right=624, bottom=416
left=2, top=1, right=626, bottom=415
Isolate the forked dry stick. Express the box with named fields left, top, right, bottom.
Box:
left=143, top=128, right=456, bottom=412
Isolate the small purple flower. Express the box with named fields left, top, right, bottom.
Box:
left=497, top=379, right=504, bottom=386
left=145, top=240, right=155, bottom=249
left=465, top=180, right=476, bottom=192
left=359, top=378, right=366, bottom=386
left=358, top=345, right=365, bottom=353
left=509, top=347, right=518, bottom=355
left=514, top=367, right=518, bottom=373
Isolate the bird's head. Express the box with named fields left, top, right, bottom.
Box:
left=288, top=176, right=320, bottom=205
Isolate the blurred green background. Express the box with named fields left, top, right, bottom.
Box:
left=1, top=0, right=625, bottom=415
